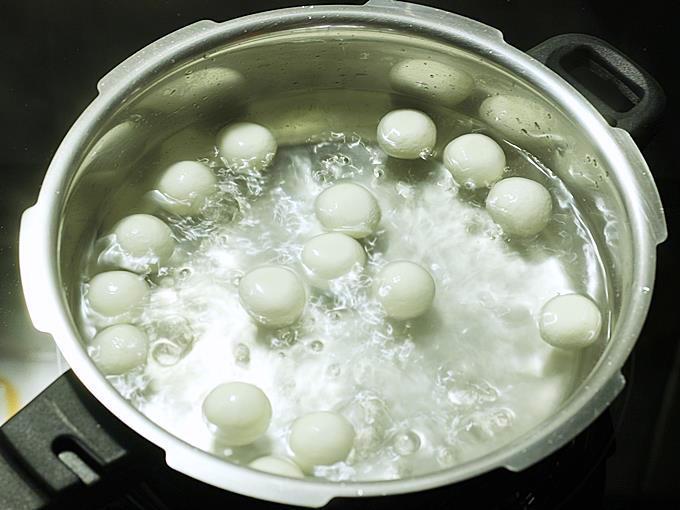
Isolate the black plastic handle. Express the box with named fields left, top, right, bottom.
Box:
left=0, top=371, right=164, bottom=509
left=529, top=34, right=665, bottom=145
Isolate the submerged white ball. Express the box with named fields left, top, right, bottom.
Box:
left=539, top=294, right=602, bottom=350
left=444, top=133, right=506, bottom=189
left=485, top=177, right=552, bottom=237
left=289, top=411, right=355, bottom=471
left=479, top=95, right=558, bottom=141
left=113, top=214, right=175, bottom=266
left=216, top=122, right=277, bottom=170
left=389, top=59, right=474, bottom=107
left=248, top=456, right=304, bottom=479
left=87, top=271, right=148, bottom=317
left=375, top=261, right=436, bottom=320
left=377, top=109, right=437, bottom=159
left=90, top=324, right=149, bottom=375
left=157, top=160, right=217, bottom=215
left=301, top=233, right=366, bottom=285
left=202, top=382, right=272, bottom=446
left=314, top=182, right=381, bottom=239
left=239, top=266, right=306, bottom=328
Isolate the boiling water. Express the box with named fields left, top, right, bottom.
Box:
left=79, top=128, right=608, bottom=481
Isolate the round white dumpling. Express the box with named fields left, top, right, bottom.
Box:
left=375, top=261, right=435, bottom=320
left=485, top=177, right=552, bottom=237
left=539, top=294, right=602, bottom=350
left=157, top=160, right=217, bottom=215
left=216, top=122, right=277, bottom=170
left=239, top=266, right=306, bottom=328
left=479, top=95, right=558, bottom=141
left=249, top=456, right=304, bottom=479
left=377, top=109, right=437, bottom=159
left=113, top=214, right=175, bottom=266
left=90, top=324, right=149, bottom=375
left=289, top=411, right=355, bottom=471
left=87, top=271, right=148, bottom=317
left=444, top=133, right=506, bottom=189
left=301, top=233, right=366, bottom=286
left=389, top=59, right=474, bottom=107
left=202, top=382, right=272, bottom=446
left=314, top=182, right=381, bottom=239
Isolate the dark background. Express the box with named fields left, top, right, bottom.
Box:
left=1, top=1, right=678, bottom=509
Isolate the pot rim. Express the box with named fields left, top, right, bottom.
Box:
left=19, top=1, right=665, bottom=506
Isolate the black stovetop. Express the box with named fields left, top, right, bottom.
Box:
left=1, top=1, right=678, bottom=509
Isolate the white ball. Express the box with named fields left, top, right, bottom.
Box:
left=375, top=261, right=435, bottom=320
left=157, top=160, right=217, bottom=215
left=479, top=95, right=558, bottom=141
left=216, top=122, right=277, bottom=170
left=239, top=266, right=306, bottom=328
left=90, top=324, right=149, bottom=375
left=301, top=233, right=366, bottom=286
left=289, top=411, right=355, bottom=471
left=539, top=294, right=602, bottom=350
left=485, top=177, right=552, bottom=237
left=248, top=456, right=304, bottom=479
left=202, top=382, right=272, bottom=446
left=113, top=214, right=175, bottom=266
left=389, top=59, right=474, bottom=107
left=87, top=271, right=148, bottom=317
left=314, top=182, right=381, bottom=239
left=444, top=133, right=506, bottom=189
left=377, top=109, right=437, bottom=159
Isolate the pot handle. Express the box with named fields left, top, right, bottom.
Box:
left=528, top=34, right=665, bottom=145
left=0, top=371, right=164, bottom=509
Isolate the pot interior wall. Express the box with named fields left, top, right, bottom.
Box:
left=58, top=25, right=631, bottom=462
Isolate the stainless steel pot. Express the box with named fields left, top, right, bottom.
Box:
left=16, top=0, right=666, bottom=506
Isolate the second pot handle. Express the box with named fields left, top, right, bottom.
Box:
left=0, top=371, right=164, bottom=509
left=529, top=34, right=665, bottom=145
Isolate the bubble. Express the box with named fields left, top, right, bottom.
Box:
left=327, top=363, right=341, bottom=377
left=393, top=430, right=421, bottom=455
left=435, top=446, right=457, bottom=467
left=155, top=316, right=195, bottom=350
left=309, top=340, right=324, bottom=352
left=151, top=339, right=185, bottom=367
left=147, top=315, right=196, bottom=366
left=233, top=343, right=250, bottom=365
left=201, top=193, right=240, bottom=223
left=177, top=267, right=193, bottom=280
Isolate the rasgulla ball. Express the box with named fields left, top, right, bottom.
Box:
left=87, top=271, right=148, bottom=317
left=289, top=411, right=355, bottom=471
left=539, top=294, right=602, bottom=350
left=377, top=109, right=437, bottom=159
left=485, top=177, right=552, bottom=237
left=444, top=133, right=506, bottom=189
left=374, top=261, right=436, bottom=320
left=216, top=122, right=277, bottom=170
left=479, top=95, right=558, bottom=141
left=239, top=266, right=306, bottom=328
left=113, top=214, right=175, bottom=266
left=202, top=382, right=272, bottom=446
left=90, top=324, right=149, bottom=375
left=301, top=233, right=366, bottom=286
left=157, top=160, right=217, bottom=215
left=389, top=59, right=474, bottom=107
left=314, top=182, right=381, bottom=239
left=249, top=456, right=304, bottom=479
